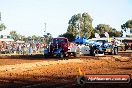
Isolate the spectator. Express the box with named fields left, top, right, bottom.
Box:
left=18, top=44, right=22, bottom=54
left=29, top=44, right=33, bottom=55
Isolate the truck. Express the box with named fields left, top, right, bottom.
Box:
left=89, top=38, right=118, bottom=56
left=44, top=37, right=82, bottom=58
left=44, top=36, right=90, bottom=58
left=44, top=37, right=68, bottom=58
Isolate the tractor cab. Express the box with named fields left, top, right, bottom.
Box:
left=44, top=37, right=69, bottom=58
left=51, top=37, right=68, bottom=52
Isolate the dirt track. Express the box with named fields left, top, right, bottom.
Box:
left=0, top=52, right=132, bottom=88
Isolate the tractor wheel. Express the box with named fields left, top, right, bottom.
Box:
left=114, top=48, right=118, bottom=55
left=123, top=46, right=126, bottom=51
left=59, top=52, right=64, bottom=58
left=131, top=44, right=132, bottom=50
left=111, top=48, right=115, bottom=55
left=74, top=52, right=80, bottom=57
left=90, top=49, right=96, bottom=56
left=124, top=46, right=126, bottom=51
left=74, top=47, right=81, bottom=57
left=44, top=54, right=49, bottom=58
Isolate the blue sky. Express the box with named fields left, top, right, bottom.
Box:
left=0, top=0, right=132, bottom=37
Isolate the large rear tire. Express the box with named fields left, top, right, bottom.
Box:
left=90, top=48, right=96, bottom=56
left=74, top=47, right=80, bottom=57
left=114, top=48, right=118, bottom=55
left=111, top=48, right=114, bottom=55
left=74, top=52, right=80, bottom=57
left=44, top=54, right=49, bottom=58
left=59, top=52, right=64, bottom=58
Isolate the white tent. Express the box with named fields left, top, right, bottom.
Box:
left=0, top=38, right=14, bottom=42
left=16, top=40, right=25, bottom=43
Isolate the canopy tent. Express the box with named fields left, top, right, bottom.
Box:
left=0, top=38, right=14, bottom=42
left=16, top=40, right=25, bottom=43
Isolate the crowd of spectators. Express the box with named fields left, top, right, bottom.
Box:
left=0, top=41, right=46, bottom=55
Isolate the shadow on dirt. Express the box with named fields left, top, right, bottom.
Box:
left=0, top=75, right=131, bottom=88
left=0, top=54, right=95, bottom=61
left=0, top=54, right=71, bottom=60
left=118, top=67, right=132, bottom=70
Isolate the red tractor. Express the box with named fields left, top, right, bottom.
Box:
left=44, top=37, right=69, bottom=58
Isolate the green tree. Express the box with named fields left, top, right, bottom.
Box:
left=32, top=35, right=37, bottom=41
left=94, top=24, right=122, bottom=37
left=22, top=36, right=27, bottom=41
left=27, top=36, right=32, bottom=40
left=9, top=31, right=19, bottom=41
left=43, top=33, right=52, bottom=44
left=95, top=24, right=111, bottom=33
left=0, top=23, right=6, bottom=31
left=39, top=37, right=44, bottom=43
left=67, top=12, right=93, bottom=38
left=121, top=20, right=132, bottom=33
left=59, top=32, right=75, bottom=42
left=18, top=35, right=27, bottom=41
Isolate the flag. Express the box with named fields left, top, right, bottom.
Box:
left=78, top=67, right=85, bottom=76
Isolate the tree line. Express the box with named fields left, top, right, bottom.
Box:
left=9, top=30, right=52, bottom=44
left=60, top=12, right=132, bottom=42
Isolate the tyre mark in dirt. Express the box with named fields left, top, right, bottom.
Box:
left=21, top=80, right=76, bottom=88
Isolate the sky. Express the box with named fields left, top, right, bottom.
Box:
left=0, top=0, right=132, bottom=37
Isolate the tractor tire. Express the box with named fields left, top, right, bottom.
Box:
left=44, top=54, right=49, bottom=58
left=124, top=46, right=126, bottom=51
left=74, top=52, right=80, bottom=57
left=123, top=46, right=126, bottom=51
left=111, top=48, right=115, bottom=55
left=74, top=47, right=81, bottom=57
left=114, top=48, right=118, bottom=55
left=59, top=52, right=64, bottom=58
left=90, top=49, right=96, bottom=56
left=131, top=44, right=132, bottom=50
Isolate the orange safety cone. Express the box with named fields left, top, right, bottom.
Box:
left=78, top=67, right=85, bottom=76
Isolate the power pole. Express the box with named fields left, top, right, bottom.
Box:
left=0, top=12, right=1, bottom=21
left=78, top=22, right=81, bottom=38
left=76, top=21, right=81, bottom=38
left=43, top=22, right=47, bottom=45
left=44, top=22, right=46, bottom=33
